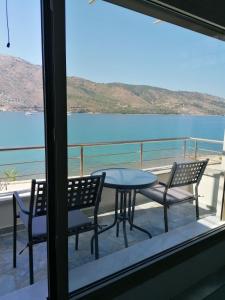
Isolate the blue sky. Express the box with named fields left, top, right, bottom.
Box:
left=0, top=0, right=225, bottom=98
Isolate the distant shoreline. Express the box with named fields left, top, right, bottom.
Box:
left=0, top=111, right=224, bottom=117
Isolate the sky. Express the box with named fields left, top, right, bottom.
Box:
left=0, top=0, right=225, bottom=98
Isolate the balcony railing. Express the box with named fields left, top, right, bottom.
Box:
left=0, top=136, right=223, bottom=190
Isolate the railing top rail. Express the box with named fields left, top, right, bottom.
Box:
left=0, top=136, right=223, bottom=152
left=68, top=136, right=190, bottom=147
left=0, top=145, right=45, bottom=152
left=190, top=137, right=223, bottom=144
left=0, top=137, right=190, bottom=152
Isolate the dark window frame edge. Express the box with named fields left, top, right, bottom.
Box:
left=41, top=0, right=68, bottom=299
left=146, top=0, right=225, bottom=30
left=103, top=0, right=225, bottom=41
left=69, top=224, right=225, bottom=299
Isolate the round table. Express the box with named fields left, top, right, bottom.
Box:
left=91, top=168, right=158, bottom=248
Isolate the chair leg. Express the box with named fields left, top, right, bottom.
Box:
left=116, top=221, right=120, bottom=237
left=196, top=197, right=199, bottom=220
left=94, top=228, right=99, bottom=260
left=13, top=210, right=17, bottom=268
left=75, top=232, right=79, bottom=250
left=164, top=206, right=168, bottom=232
left=90, top=234, right=94, bottom=254
left=13, top=194, right=17, bottom=268
left=28, top=243, right=34, bottom=285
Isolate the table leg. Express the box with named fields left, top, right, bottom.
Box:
left=122, top=192, right=128, bottom=248
left=91, top=187, right=152, bottom=255
left=117, top=189, right=151, bottom=248
left=91, top=189, right=119, bottom=254
left=130, top=189, right=136, bottom=231
left=127, top=190, right=152, bottom=239
left=116, top=190, right=123, bottom=237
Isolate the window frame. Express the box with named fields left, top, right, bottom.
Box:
left=104, top=0, right=225, bottom=40
left=70, top=224, right=225, bottom=299
left=41, top=0, right=225, bottom=299
left=41, top=0, right=68, bottom=299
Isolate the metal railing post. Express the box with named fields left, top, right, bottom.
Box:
left=140, top=143, right=143, bottom=169
left=0, top=137, right=223, bottom=180
left=80, top=146, right=84, bottom=176
left=183, top=140, right=187, bottom=160
left=194, top=140, right=198, bottom=160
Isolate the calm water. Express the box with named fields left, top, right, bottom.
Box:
left=0, top=112, right=224, bottom=178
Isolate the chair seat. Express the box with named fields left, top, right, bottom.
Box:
left=20, top=210, right=92, bottom=238
left=139, top=184, right=194, bottom=205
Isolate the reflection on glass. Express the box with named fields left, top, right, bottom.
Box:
left=66, top=1, right=225, bottom=293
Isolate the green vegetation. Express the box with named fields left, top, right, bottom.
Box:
left=4, top=168, right=18, bottom=182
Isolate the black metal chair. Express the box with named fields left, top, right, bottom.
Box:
left=138, top=159, right=209, bottom=232
left=13, top=173, right=105, bottom=284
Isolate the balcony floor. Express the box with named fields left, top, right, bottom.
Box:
left=0, top=199, right=215, bottom=297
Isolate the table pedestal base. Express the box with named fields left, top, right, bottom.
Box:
left=91, top=189, right=152, bottom=253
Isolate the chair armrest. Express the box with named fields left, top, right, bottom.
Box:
left=158, top=181, right=167, bottom=187
left=13, top=191, right=29, bottom=215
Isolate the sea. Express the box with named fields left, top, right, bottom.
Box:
left=0, top=112, right=224, bottom=179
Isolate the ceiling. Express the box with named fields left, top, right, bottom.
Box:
left=104, top=0, right=225, bottom=41
left=157, top=0, right=225, bottom=28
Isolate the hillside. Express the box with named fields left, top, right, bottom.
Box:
left=0, top=55, right=225, bottom=115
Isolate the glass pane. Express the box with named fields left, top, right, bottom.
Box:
left=66, top=0, right=225, bottom=294
left=0, top=0, right=46, bottom=296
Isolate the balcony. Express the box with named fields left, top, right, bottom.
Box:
left=0, top=136, right=224, bottom=297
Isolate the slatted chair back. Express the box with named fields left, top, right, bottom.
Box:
left=67, top=174, right=105, bottom=210
left=168, top=159, right=209, bottom=188
left=30, top=179, right=47, bottom=217
left=168, top=159, right=209, bottom=189
left=29, top=174, right=105, bottom=219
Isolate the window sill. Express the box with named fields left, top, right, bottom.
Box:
left=1, top=215, right=224, bottom=300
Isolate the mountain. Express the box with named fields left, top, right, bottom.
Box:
left=0, top=55, right=225, bottom=115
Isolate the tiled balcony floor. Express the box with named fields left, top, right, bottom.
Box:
left=0, top=200, right=215, bottom=297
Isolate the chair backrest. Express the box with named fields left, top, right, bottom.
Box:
left=30, top=179, right=47, bottom=217
left=30, top=173, right=105, bottom=217
left=67, top=173, right=105, bottom=210
left=168, top=159, right=209, bottom=189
